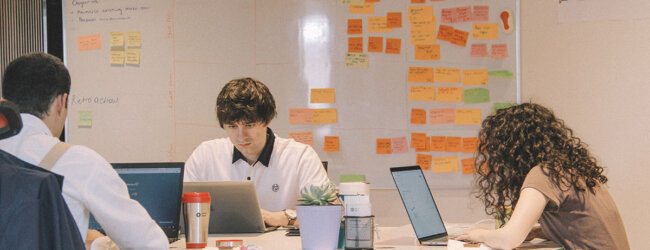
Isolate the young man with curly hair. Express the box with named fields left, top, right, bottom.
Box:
left=457, top=103, right=629, bottom=249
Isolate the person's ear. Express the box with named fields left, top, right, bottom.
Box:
left=54, top=93, right=68, bottom=116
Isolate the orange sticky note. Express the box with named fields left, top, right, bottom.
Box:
left=289, top=109, right=314, bottom=124
left=471, top=43, right=488, bottom=58
left=350, top=3, right=374, bottom=14
left=407, top=67, right=434, bottom=83
left=436, top=25, right=454, bottom=41
left=387, top=12, right=402, bottom=28
left=368, top=17, right=393, bottom=33
left=348, top=19, right=363, bottom=35
left=436, top=87, right=463, bottom=102
left=313, top=108, right=337, bottom=124
left=491, top=44, right=508, bottom=59
left=445, top=136, right=461, bottom=152
left=324, top=136, right=340, bottom=152
left=368, top=36, right=383, bottom=52
left=433, top=156, right=459, bottom=173
left=429, top=108, right=455, bottom=125
left=417, top=154, right=433, bottom=170
left=365, top=0, right=380, bottom=3
left=289, top=131, right=314, bottom=146
left=408, top=86, right=436, bottom=101
left=410, top=132, right=427, bottom=148
left=450, top=29, right=469, bottom=47
left=434, top=67, right=460, bottom=83
left=410, top=19, right=436, bottom=44
left=392, top=137, right=409, bottom=153
left=461, top=157, right=476, bottom=175
left=408, top=6, right=433, bottom=23
left=348, top=37, right=363, bottom=53
left=310, top=88, right=335, bottom=103
left=455, top=109, right=482, bottom=125
left=411, top=0, right=425, bottom=3
left=430, top=136, right=446, bottom=152
left=472, top=23, right=499, bottom=40
left=462, top=137, right=478, bottom=153
left=415, top=44, right=440, bottom=61
left=411, top=108, right=427, bottom=124
left=377, top=138, right=392, bottom=154
left=462, top=69, right=488, bottom=86
left=416, top=136, right=431, bottom=152
left=385, top=38, right=401, bottom=54
left=77, top=34, right=102, bottom=51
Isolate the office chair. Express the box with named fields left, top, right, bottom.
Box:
left=0, top=99, right=22, bottom=139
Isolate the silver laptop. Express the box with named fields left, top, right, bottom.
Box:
left=390, top=166, right=448, bottom=246
left=182, top=181, right=277, bottom=234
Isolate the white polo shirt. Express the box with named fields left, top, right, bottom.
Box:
left=184, top=128, right=330, bottom=211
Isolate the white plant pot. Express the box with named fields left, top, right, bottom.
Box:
left=296, top=205, right=343, bottom=250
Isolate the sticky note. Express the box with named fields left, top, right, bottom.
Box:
left=408, top=6, right=433, bottom=23
left=416, top=136, right=430, bottom=152
left=348, top=19, right=363, bottom=35
left=411, top=108, right=427, bottom=124
left=385, top=38, right=401, bottom=54
left=377, top=138, right=392, bottom=154
left=407, top=67, right=434, bottom=83
left=456, top=6, right=472, bottom=22
left=289, top=109, right=314, bottom=124
left=434, top=67, right=460, bottom=83
left=471, top=43, right=488, bottom=58
left=340, top=174, right=365, bottom=183
left=126, top=31, right=142, bottom=47
left=430, top=136, right=446, bottom=151
left=344, top=53, right=369, bottom=68
left=350, top=3, right=374, bottom=14
left=289, top=131, right=314, bottom=146
left=411, top=0, right=425, bottom=3
left=436, top=87, right=463, bottom=102
left=464, top=88, right=490, bottom=104
left=311, top=88, right=336, bottom=103
left=462, top=69, right=488, bottom=86
left=78, top=111, right=92, bottom=128
left=491, top=43, right=508, bottom=59
left=125, top=49, right=140, bottom=65
left=455, top=109, right=482, bottom=125
left=462, top=137, right=478, bottom=154
left=417, top=154, right=433, bottom=170
left=392, top=137, right=409, bottom=153
left=450, top=29, right=469, bottom=47
left=441, top=8, right=455, bottom=24
left=429, top=108, right=455, bottom=125
left=387, top=12, right=402, bottom=28
left=445, top=136, right=461, bottom=152
left=313, top=108, right=337, bottom=124
left=348, top=37, right=363, bottom=53
left=368, top=17, right=392, bottom=33
left=408, top=86, right=436, bottom=101
left=433, top=156, right=459, bottom=173
left=472, top=23, right=499, bottom=40
left=110, top=49, right=125, bottom=65
left=410, top=132, right=427, bottom=149
left=473, top=6, right=489, bottom=22
left=341, top=0, right=364, bottom=4
left=324, top=136, right=340, bottom=152
left=368, top=36, right=383, bottom=52
left=493, top=102, right=517, bottom=114
left=410, top=19, right=436, bottom=44
left=488, top=70, right=514, bottom=79
left=77, top=34, right=101, bottom=51
left=415, top=44, right=440, bottom=61
left=110, top=31, right=124, bottom=47
left=436, top=25, right=454, bottom=41
left=461, top=157, right=476, bottom=175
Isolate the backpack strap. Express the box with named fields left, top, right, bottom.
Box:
left=39, top=142, right=72, bottom=170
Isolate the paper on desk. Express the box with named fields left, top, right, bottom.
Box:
left=448, top=239, right=491, bottom=250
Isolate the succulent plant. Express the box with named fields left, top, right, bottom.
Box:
left=297, top=182, right=338, bottom=205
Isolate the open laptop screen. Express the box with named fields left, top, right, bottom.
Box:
left=391, top=166, right=446, bottom=240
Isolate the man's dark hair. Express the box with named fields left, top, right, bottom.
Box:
left=2, top=52, right=71, bottom=118
left=216, top=77, right=277, bottom=128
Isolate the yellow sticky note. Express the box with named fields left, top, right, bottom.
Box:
left=436, top=87, right=463, bottom=102
left=289, top=109, right=314, bottom=124
left=410, top=19, right=436, bottom=44
left=324, top=136, right=340, bottom=152
left=455, top=109, right=482, bottom=125
left=415, top=44, right=440, bottom=60
left=368, top=16, right=393, bottom=33
left=408, top=6, right=434, bottom=23
left=433, top=156, right=459, bottom=173
left=110, top=31, right=124, bottom=47
left=126, top=31, right=142, bottom=47
left=350, top=3, right=374, bottom=14
left=110, top=49, right=125, bottom=65
left=472, top=23, right=498, bottom=40
left=311, top=88, right=336, bottom=103
left=435, top=67, right=460, bottom=83
left=78, top=111, right=92, bottom=128
left=407, top=67, right=434, bottom=83
left=289, top=131, right=314, bottom=146
left=125, top=49, right=140, bottom=65
left=313, top=108, right=337, bottom=124
left=408, top=85, right=436, bottom=101
left=462, top=69, right=489, bottom=86
left=377, top=138, right=392, bottom=154
left=344, top=53, right=369, bottom=68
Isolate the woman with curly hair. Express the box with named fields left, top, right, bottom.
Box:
left=456, top=103, right=629, bottom=249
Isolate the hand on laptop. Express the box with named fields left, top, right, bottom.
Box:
left=261, top=209, right=289, bottom=227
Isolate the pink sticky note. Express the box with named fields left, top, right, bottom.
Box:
left=289, top=131, right=314, bottom=146
left=456, top=6, right=472, bottom=22
left=473, top=5, right=489, bottom=21
left=441, top=8, right=455, bottom=23
left=430, top=108, right=455, bottom=124
left=289, top=109, right=313, bottom=124
left=491, top=44, right=508, bottom=59
left=471, top=43, right=488, bottom=58
left=392, top=137, right=409, bottom=153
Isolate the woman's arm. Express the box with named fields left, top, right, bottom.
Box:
left=456, top=188, right=548, bottom=249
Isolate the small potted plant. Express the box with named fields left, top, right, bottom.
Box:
left=296, top=182, right=342, bottom=250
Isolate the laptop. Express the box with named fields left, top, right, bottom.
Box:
left=88, top=162, right=185, bottom=243
left=182, top=181, right=277, bottom=234
left=390, top=166, right=448, bottom=246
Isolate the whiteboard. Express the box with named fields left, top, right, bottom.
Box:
left=64, top=0, right=519, bottom=188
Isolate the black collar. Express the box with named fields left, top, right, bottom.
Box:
left=232, top=127, right=275, bottom=167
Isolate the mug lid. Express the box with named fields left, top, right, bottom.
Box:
left=182, top=192, right=211, bottom=203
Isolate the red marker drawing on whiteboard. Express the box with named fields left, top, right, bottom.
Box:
left=500, top=10, right=513, bottom=34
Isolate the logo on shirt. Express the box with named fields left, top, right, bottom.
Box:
left=272, top=184, right=279, bottom=192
